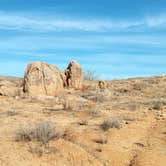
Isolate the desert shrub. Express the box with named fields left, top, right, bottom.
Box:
left=100, top=116, right=123, bottom=131
left=6, top=110, right=19, bottom=116
left=148, top=99, right=166, bottom=111
left=62, top=97, right=95, bottom=112
left=94, top=89, right=111, bottom=103
left=81, top=90, right=110, bottom=102
left=15, top=121, right=62, bottom=144
left=28, top=144, right=57, bottom=157
left=62, top=99, right=77, bottom=111
left=152, top=102, right=162, bottom=110
left=84, top=103, right=101, bottom=117
left=84, top=69, right=99, bottom=81
left=100, top=120, right=112, bottom=131
left=15, top=126, right=33, bottom=142
left=95, top=91, right=106, bottom=103
left=33, top=121, right=61, bottom=144
left=123, top=116, right=136, bottom=122
left=0, top=110, right=19, bottom=117
left=88, top=108, right=100, bottom=117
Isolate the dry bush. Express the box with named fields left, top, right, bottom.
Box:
left=62, top=99, right=78, bottom=111
left=100, top=120, right=111, bottom=131
left=0, top=110, right=19, bottom=117
left=62, top=97, right=96, bottom=113
left=146, top=100, right=165, bottom=110
left=151, top=101, right=162, bottom=110
left=15, top=121, right=63, bottom=157
left=28, top=144, right=57, bottom=157
left=15, top=121, right=63, bottom=144
left=15, top=125, right=33, bottom=142
left=84, top=69, right=99, bottom=81
left=81, top=88, right=111, bottom=103
left=87, top=107, right=100, bottom=117
left=94, top=89, right=111, bottom=103
left=100, top=116, right=124, bottom=131
left=122, top=116, right=136, bottom=122
left=6, top=110, right=19, bottom=116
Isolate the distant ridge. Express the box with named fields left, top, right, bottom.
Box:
left=0, top=76, right=23, bottom=82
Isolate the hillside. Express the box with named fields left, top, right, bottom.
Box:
left=0, top=75, right=165, bottom=166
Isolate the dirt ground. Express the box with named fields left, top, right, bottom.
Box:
left=0, top=76, right=165, bottom=166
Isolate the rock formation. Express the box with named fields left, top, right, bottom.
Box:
left=23, top=60, right=83, bottom=96
left=23, top=62, right=65, bottom=96
left=65, top=60, right=83, bottom=89
left=0, top=80, right=20, bottom=97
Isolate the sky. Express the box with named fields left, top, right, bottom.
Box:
left=0, top=0, right=166, bottom=79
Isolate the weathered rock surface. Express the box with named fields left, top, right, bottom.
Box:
left=23, top=62, right=64, bottom=96
left=0, top=80, right=20, bottom=97
left=65, top=60, right=83, bottom=89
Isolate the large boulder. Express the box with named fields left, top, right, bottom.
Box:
left=23, top=62, right=65, bottom=96
left=65, top=60, right=83, bottom=89
left=0, top=80, right=21, bottom=97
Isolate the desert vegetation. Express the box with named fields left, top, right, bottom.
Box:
left=100, top=116, right=123, bottom=131
left=84, top=69, right=99, bottom=81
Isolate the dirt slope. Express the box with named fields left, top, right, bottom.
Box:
left=0, top=75, right=165, bottom=166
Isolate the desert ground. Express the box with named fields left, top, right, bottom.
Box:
left=0, top=75, right=166, bottom=166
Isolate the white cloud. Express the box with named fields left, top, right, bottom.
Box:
left=0, top=33, right=165, bottom=53
left=0, top=12, right=166, bottom=32
left=145, top=15, right=166, bottom=27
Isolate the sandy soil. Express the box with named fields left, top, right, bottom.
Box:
left=0, top=76, right=165, bottom=166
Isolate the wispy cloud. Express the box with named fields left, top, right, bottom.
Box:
left=0, top=34, right=165, bottom=53
left=0, top=12, right=166, bottom=32
left=0, top=11, right=166, bottom=79
left=145, top=15, right=166, bottom=27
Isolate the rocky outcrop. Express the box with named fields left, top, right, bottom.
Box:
left=23, top=62, right=65, bottom=96
left=23, top=60, right=84, bottom=96
left=65, top=61, right=83, bottom=89
left=0, top=80, right=21, bottom=97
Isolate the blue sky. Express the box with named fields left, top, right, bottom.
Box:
left=0, top=0, right=166, bottom=79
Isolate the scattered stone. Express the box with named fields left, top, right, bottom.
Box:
left=98, top=81, right=106, bottom=89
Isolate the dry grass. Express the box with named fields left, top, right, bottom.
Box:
left=6, top=110, right=19, bottom=116
left=62, top=99, right=76, bottom=111
left=100, top=116, right=124, bottom=131
left=15, top=121, right=63, bottom=144
left=15, top=121, right=64, bottom=156
left=151, top=101, right=162, bottom=110
left=94, top=89, right=111, bottom=103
